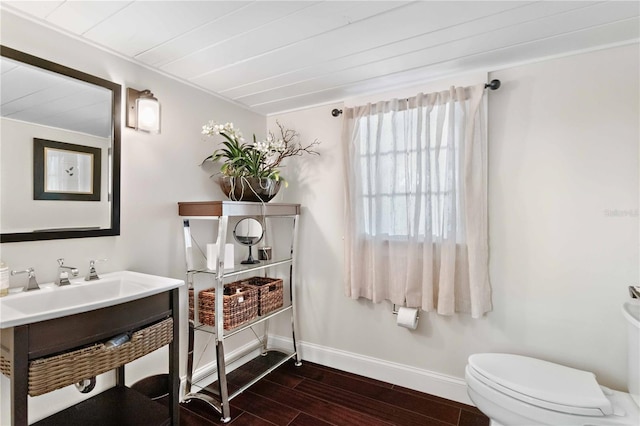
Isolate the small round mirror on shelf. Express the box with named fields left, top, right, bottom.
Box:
left=233, top=218, right=264, bottom=264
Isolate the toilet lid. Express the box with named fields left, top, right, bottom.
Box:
left=468, top=353, right=612, bottom=416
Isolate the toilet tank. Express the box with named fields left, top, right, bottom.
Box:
left=623, top=301, right=640, bottom=406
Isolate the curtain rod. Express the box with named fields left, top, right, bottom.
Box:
left=330, top=79, right=501, bottom=117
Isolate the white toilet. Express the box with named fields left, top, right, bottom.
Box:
left=466, top=301, right=640, bottom=426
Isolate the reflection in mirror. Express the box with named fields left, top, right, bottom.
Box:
left=233, top=218, right=264, bottom=265
left=0, top=46, right=121, bottom=242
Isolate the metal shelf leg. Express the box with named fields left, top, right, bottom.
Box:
left=215, top=340, right=231, bottom=422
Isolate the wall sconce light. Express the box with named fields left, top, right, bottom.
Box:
left=126, top=88, right=160, bottom=133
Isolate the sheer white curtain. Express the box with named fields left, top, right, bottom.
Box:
left=342, top=84, right=491, bottom=318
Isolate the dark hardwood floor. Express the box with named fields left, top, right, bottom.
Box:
left=175, top=358, right=489, bottom=426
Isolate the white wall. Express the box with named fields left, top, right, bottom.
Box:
left=268, top=43, right=639, bottom=399
left=0, top=11, right=265, bottom=423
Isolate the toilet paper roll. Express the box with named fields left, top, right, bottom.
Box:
left=396, top=307, right=419, bottom=330
left=206, top=243, right=234, bottom=270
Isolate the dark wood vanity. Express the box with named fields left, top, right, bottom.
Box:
left=0, top=289, right=180, bottom=426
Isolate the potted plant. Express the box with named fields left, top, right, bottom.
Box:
left=201, top=121, right=319, bottom=202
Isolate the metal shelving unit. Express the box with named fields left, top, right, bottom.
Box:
left=178, top=201, right=301, bottom=423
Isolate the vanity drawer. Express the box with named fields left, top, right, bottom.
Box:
left=27, top=291, right=171, bottom=359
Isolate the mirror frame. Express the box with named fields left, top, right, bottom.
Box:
left=0, top=45, right=121, bottom=243
left=232, top=217, right=265, bottom=246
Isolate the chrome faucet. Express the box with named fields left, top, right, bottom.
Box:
left=85, top=259, right=106, bottom=281
left=56, top=258, right=79, bottom=286
left=11, top=267, right=39, bottom=291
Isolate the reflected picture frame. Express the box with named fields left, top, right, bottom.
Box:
left=33, top=138, right=101, bottom=201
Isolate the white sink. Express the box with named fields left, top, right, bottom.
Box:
left=0, top=271, right=184, bottom=328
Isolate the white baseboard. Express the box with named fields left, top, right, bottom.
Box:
left=179, top=335, right=472, bottom=406
left=268, top=335, right=473, bottom=406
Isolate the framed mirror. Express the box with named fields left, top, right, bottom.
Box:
left=0, top=45, right=121, bottom=243
left=233, top=218, right=264, bottom=264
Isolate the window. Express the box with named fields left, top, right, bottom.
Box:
left=356, top=102, right=462, bottom=241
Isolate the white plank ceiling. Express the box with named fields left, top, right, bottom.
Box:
left=3, top=1, right=639, bottom=115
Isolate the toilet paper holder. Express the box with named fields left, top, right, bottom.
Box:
left=392, top=304, right=420, bottom=319
left=392, top=304, right=420, bottom=330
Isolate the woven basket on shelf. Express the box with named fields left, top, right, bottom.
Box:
left=0, top=357, right=9, bottom=378
left=0, top=317, right=173, bottom=397
left=243, top=276, right=283, bottom=316
left=189, top=289, right=194, bottom=322
left=193, top=281, right=259, bottom=330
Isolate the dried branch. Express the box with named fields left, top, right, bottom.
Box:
left=268, top=121, right=320, bottom=169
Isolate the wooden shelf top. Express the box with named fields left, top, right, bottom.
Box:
left=178, top=201, right=300, bottom=217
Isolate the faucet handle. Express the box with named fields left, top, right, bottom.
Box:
left=11, top=267, right=35, bottom=277
left=11, top=267, right=39, bottom=291
left=57, top=258, right=64, bottom=267
left=86, top=259, right=107, bottom=281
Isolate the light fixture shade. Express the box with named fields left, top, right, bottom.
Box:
left=135, top=96, right=160, bottom=133
left=126, top=88, right=160, bottom=133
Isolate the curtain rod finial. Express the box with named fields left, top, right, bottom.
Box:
left=331, top=108, right=343, bottom=117
left=485, top=79, right=501, bottom=90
